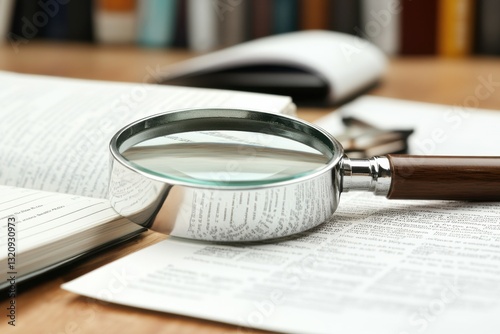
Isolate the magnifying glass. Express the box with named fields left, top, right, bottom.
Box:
left=109, top=108, right=500, bottom=242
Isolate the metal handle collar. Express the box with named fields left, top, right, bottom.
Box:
left=341, top=156, right=391, bottom=196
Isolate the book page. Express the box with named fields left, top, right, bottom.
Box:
left=0, top=71, right=293, bottom=199
left=63, top=192, right=500, bottom=334
left=0, top=185, right=142, bottom=289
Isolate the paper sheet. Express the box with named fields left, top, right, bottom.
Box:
left=63, top=192, right=500, bottom=334
left=0, top=71, right=293, bottom=199
left=315, top=95, right=500, bottom=155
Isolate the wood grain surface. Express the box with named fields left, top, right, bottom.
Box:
left=1, top=41, right=500, bottom=334
left=387, top=154, right=500, bottom=200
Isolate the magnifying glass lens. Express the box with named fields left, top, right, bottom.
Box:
left=110, top=109, right=344, bottom=241
left=121, top=130, right=331, bottom=186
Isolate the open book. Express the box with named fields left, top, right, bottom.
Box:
left=157, top=30, right=387, bottom=105
left=0, top=71, right=294, bottom=290
left=63, top=97, right=500, bottom=334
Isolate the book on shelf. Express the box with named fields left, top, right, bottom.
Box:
left=299, top=0, right=330, bottom=30
left=330, top=0, right=360, bottom=36
left=9, top=0, right=42, bottom=41
left=7, top=0, right=93, bottom=43
left=39, top=2, right=69, bottom=40
left=360, top=0, right=401, bottom=56
left=273, top=0, right=298, bottom=34
left=171, top=0, right=187, bottom=48
left=0, top=71, right=295, bottom=290
left=0, top=0, right=14, bottom=44
left=248, top=0, right=273, bottom=39
left=137, top=0, right=177, bottom=47
left=218, top=0, right=248, bottom=47
left=437, top=0, right=475, bottom=57
left=186, top=0, right=219, bottom=52
left=474, top=0, right=500, bottom=55
left=67, top=1, right=94, bottom=41
left=5, top=0, right=500, bottom=57
left=400, top=0, right=438, bottom=55
left=93, top=0, right=137, bottom=44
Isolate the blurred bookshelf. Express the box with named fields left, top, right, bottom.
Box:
left=0, top=0, right=499, bottom=56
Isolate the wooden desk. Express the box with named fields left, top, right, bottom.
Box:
left=1, top=42, right=500, bottom=334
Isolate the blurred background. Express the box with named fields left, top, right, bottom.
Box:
left=1, top=0, right=498, bottom=56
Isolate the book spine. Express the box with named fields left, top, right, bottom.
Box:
left=137, top=0, right=177, bottom=47
left=400, top=0, right=438, bottom=54
left=474, top=0, right=500, bottom=54
left=299, top=0, right=330, bottom=30
left=0, top=0, right=15, bottom=44
left=218, top=0, right=248, bottom=47
left=437, top=0, right=475, bottom=57
left=360, top=0, right=401, bottom=55
left=67, top=1, right=94, bottom=41
left=172, top=0, right=187, bottom=48
left=39, top=2, right=69, bottom=40
left=93, top=0, right=137, bottom=44
left=273, top=0, right=298, bottom=34
left=187, top=0, right=219, bottom=52
left=9, top=0, right=43, bottom=42
left=331, top=0, right=360, bottom=35
left=249, top=0, right=273, bottom=39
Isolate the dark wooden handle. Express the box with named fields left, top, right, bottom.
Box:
left=386, top=154, right=500, bottom=200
